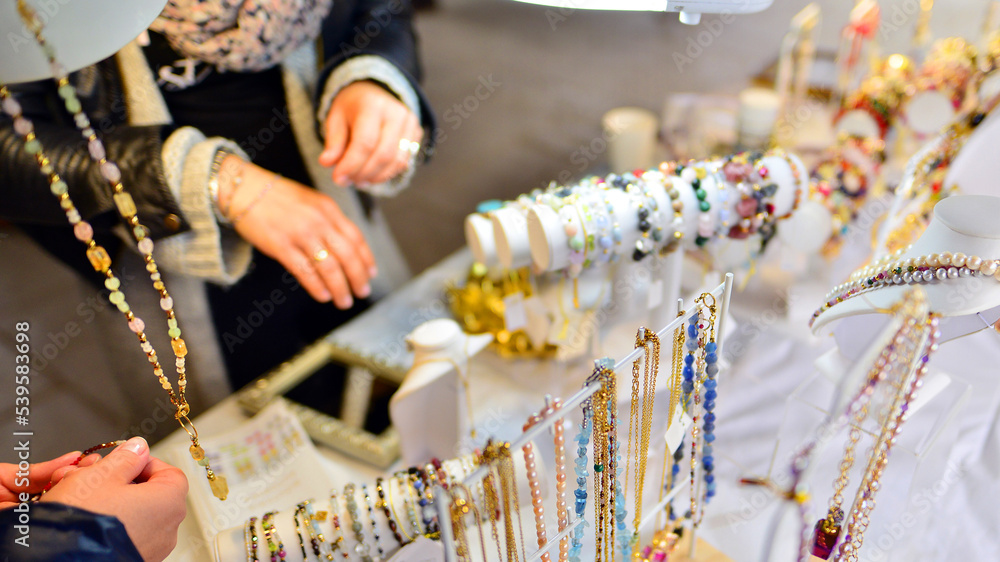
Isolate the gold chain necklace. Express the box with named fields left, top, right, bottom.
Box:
left=627, top=328, right=660, bottom=540
left=2, top=0, right=225, bottom=500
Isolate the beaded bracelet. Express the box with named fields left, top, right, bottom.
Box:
left=376, top=477, right=405, bottom=546
left=361, top=484, right=386, bottom=560
left=292, top=504, right=309, bottom=560
left=261, top=511, right=287, bottom=562
left=657, top=163, right=685, bottom=255
left=677, top=164, right=713, bottom=247
left=400, top=472, right=424, bottom=538
left=344, top=483, right=374, bottom=562
left=303, top=500, right=335, bottom=561
left=328, top=491, right=350, bottom=559
left=245, top=516, right=260, bottom=562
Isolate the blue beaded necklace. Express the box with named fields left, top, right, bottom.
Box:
left=693, top=292, right=719, bottom=527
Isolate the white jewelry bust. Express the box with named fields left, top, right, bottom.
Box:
left=389, top=318, right=492, bottom=466
left=812, top=195, right=1000, bottom=347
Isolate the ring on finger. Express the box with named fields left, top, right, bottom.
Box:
left=398, top=138, right=420, bottom=156
left=312, top=248, right=331, bottom=262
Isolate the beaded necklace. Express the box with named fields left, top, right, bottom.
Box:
left=1, top=0, right=225, bottom=500
left=810, top=247, right=1000, bottom=327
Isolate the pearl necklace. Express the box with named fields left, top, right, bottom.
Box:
left=810, top=246, right=1000, bottom=327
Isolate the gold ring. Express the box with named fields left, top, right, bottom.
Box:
left=312, top=248, right=330, bottom=262
left=398, top=138, right=420, bottom=156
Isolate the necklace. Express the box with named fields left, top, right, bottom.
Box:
left=836, top=314, right=939, bottom=561
left=1, top=1, right=225, bottom=500
left=626, top=328, right=661, bottom=548
left=810, top=247, right=1000, bottom=327
left=695, top=292, right=719, bottom=523
left=790, top=289, right=934, bottom=561
left=568, top=392, right=593, bottom=562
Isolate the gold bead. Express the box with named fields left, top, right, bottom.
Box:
left=113, top=192, right=137, bottom=218
left=189, top=444, right=205, bottom=461
left=86, top=245, right=112, bottom=272
left=171, top=338, right=188, bottom=357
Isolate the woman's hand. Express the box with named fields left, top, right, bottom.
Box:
left=319, top=80, right=423, bottom=188
left=220, top=158, right=377, bottom=309
left=0, top=450, right=97, bottom=507
left=32, top=438, right=187, bottom=562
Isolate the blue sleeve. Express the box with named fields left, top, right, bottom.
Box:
left=0, top=502, right=142, bottom=561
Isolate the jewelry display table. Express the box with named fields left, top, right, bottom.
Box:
left=157, top=247, right=1000, bottom=562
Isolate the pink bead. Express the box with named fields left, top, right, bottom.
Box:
left=2, top=97, right=22, bottom=115
left=128, top=317, right=145, bottom=333
left=100, top=161, right=121, bottom=183
left=138, top=237, right=153, bottom=255
left=531, top=488, right=542, bottom=499
left=160, top=297, right=174, bottom=311
left=88, top=139, right=106, bottom=160
left=534, top=505, right=544, bottom=516
left=565, top=224, right=578, bottom=237
left=14, top=117, right=32, bottom=136
left=73, top=221, right=93, bottom=242
left=736, top=197, right=757, bottom=217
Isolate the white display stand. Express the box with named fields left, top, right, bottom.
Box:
left=389, top=318, right=492, bottom=466
left=466, top=213, right=499, bottom=265
left=812, top=195, right=1000, bottom=339
left=522, top=154, right=806, bottom=275
left=0, top=0, right=167, bottom=83
left=435, top=274, right=735, bottom=562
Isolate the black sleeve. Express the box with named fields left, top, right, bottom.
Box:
left=316, top=0, right=437, bottom=148
left=0, top=59, right=189, bottom=240
left=0, top=502, right=142, bottom=561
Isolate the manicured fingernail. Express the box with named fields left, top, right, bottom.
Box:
left=357, top=284, right=371, bottom=298
left=369, top=266, right=378, bottom=277
left=320, top=290, right=332, bottom=302
left=121, top=437, right=147, bottom=456
left=338, top=296, right=354, bottom=309
left=334, top=175, right=347, bottom=185
left=357, top=181, right=370, bottom=189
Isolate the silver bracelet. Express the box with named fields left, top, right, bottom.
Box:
left=208, top=148, right=243, bottom=226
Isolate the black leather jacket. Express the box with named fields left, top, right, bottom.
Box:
left=1, top=0, right=434, bottom=267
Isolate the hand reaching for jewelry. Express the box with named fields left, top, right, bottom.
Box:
left=220, top=157, right=377, bottom=309
left=0, top=450, right=99, bottom=507
left=12, top=438, right=188, bottom=562
left=319, top=80, right=423, bottom=188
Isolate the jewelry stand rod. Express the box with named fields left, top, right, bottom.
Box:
left=635, top=479, right=686, bottom=535
left=525, top=513, right=585, bottom=562
left=439, top=274, right=735, bottom=562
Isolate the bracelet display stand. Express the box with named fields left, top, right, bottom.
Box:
left=470, top=154, right=804, bottom=358
left=390, top=318, right=493, bottom=466
left=435, top=274, right=735, bottom=562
